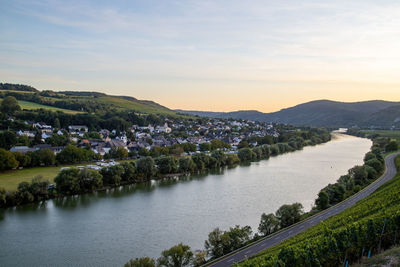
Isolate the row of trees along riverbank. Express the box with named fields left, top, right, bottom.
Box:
left=0, top=128, right=331, bottom=208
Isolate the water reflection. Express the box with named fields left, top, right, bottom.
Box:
left=6, top=168, right=227, bottom=212
left=0, top=134, right=373, bottom=267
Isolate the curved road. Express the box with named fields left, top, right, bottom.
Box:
left=206, top=152, right=400, bottom=267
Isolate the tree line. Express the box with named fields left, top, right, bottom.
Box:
left=122, top=201, right=306, bottom=267
left=0, top=128, right=331, bottom=208
left=313, top=134, right=393, bottom=212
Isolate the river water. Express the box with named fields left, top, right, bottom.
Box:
left=0, top=133, right=371, bottom=266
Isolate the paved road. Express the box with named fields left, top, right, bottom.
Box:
left=207, top=152, right=400, bottom=267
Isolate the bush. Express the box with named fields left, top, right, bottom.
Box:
left=0, top=148, right=18, bottom=171
left=237, top=148, right=256, bottom=162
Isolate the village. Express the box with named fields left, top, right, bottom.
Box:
left=10, top=118, right=280, bottom=161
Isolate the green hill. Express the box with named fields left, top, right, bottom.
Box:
left=178, top=100, right=400, bottom=127
left=239, top=155, right=400, bottom=266
left=0, top=83, right=175, bottom=115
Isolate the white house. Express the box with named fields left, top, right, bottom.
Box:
left=68, top=125, right=88, bottom=134
left=17, top=130, right=35, bottom=138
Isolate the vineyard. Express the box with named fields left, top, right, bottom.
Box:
left=238, top=155, right=400, bottom=266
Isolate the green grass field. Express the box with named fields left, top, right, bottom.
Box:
left=0, top=159, right=135, bottom=191
left=94, top=96, right=177, bottom=115
left=0, top=98, right=82, bottom=114
left=0, top=164, right=79, bottom=191
left=17, top=100, right=82, bottom=114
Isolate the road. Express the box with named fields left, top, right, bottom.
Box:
left=206, top=152, right=400, bottom=267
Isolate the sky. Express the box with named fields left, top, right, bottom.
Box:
left=1, top=0, right=400, bottom=112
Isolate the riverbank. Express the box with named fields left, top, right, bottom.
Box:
left=0, top=129, right=331, bottom=208
left=0, top=133, right=371, bottom=266
left=236, top=153, right=400, bottom=267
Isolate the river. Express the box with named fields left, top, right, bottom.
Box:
left=0, top=133, right=371, bottom=266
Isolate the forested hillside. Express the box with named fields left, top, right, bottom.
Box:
left=177, top=100, right=400, bottom=127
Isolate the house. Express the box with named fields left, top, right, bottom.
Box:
left=33, top=122, right=52, bottom=131
left=155, top=123, right=172, bottom=134
left=139, top=125, right=154, bottom=133
left=102, top=139, right=128, bottom=154
left=116, top=135, right=128, bottom=144
left=41, top=132, right=52, bottom=140
left=17, top=130, right=35, bottom=138
left=33, top=144, right=52, bottom=150
left=99, top=129, right=110, bottom=138
left=91, top=141, right=106, bottom=156
left=68, top=125, right=88, bottom=134
left=49, top=146, right=64, bottom=154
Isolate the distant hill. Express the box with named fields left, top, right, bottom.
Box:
left=0, top=83, right=175, bottom=115
left=176, top=100, right=400, bottom=127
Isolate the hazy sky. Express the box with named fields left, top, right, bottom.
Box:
left=1, top=0, right=400, bottom=112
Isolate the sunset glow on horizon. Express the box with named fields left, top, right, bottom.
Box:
left=1, top=0, right=400, bottom=112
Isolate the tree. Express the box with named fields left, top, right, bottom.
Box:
left=15, top=181, right=34, bottom=204
left=199, top=143, right=211, bottom=152
left=224, top=225, right=252, bottom=252
left=315, top=190, right=329, bottom=210
left=205, top=226, right=252, bottom=258
left=54, top=118, right=61, bottom=128
left=0, top=187, right=7, bottom=207
left=226, top=154, right=240, bottom=166
left=1, top=96, right=20, bottom=114
left=155, top=156, right=178, bottom=174
left=56, top=144, right=87, bottom=164
left=364, top=152, right=377, bottom=162
left=178, top=157, right=196, bottom=173
left=101, top=165, right=123, bottom=186
left=135, top=157, right=156, bottom=181
left=124, top=257, right=155, bottom=267
left=210, top=150, right=227, bottom=167
left=29, top=176, right=50, bottom=201
left=0, top=131, right=17, bottom=150
left=275, top=203, right=304, bottom=228
left=37, top=148, right=56, bottom=166
left=204, top=228, right=225, bottom=258
left=191, top=153, right=209, bottom=171
left=237, top=140, right=249, bottom=149
left=105, top=146, right=128, bottom=159
left=0, top=148, right=18, bottom=171
left=192, top=251, right=206, bottom=267
left=349, top=166, right=368, bottom=186
left=385, top=140, right=398, bottom=152
left=210, top=139, right=231, bottom=150
left=33, top=130, right=42, bottom=145
left=157, top=243, right=193, bottom=267
left=365, top=158, right=384, bottom=173
left=324, top=183, right=345, bottom=205
left=270, top=144, right=280, bottom=155
left=237, top=148, right=256, bottom=162
left=258, top=213, right=280, bottom=236
left=78, top=169, right=103, bottom=191
left=121, top=162, right=136, bottom=183
left=54, top=168, right=81, bottom=194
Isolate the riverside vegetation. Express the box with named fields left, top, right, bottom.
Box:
left=0, top=128, right=331, bottom=208
left=122, top=133, right=398, bottom=267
